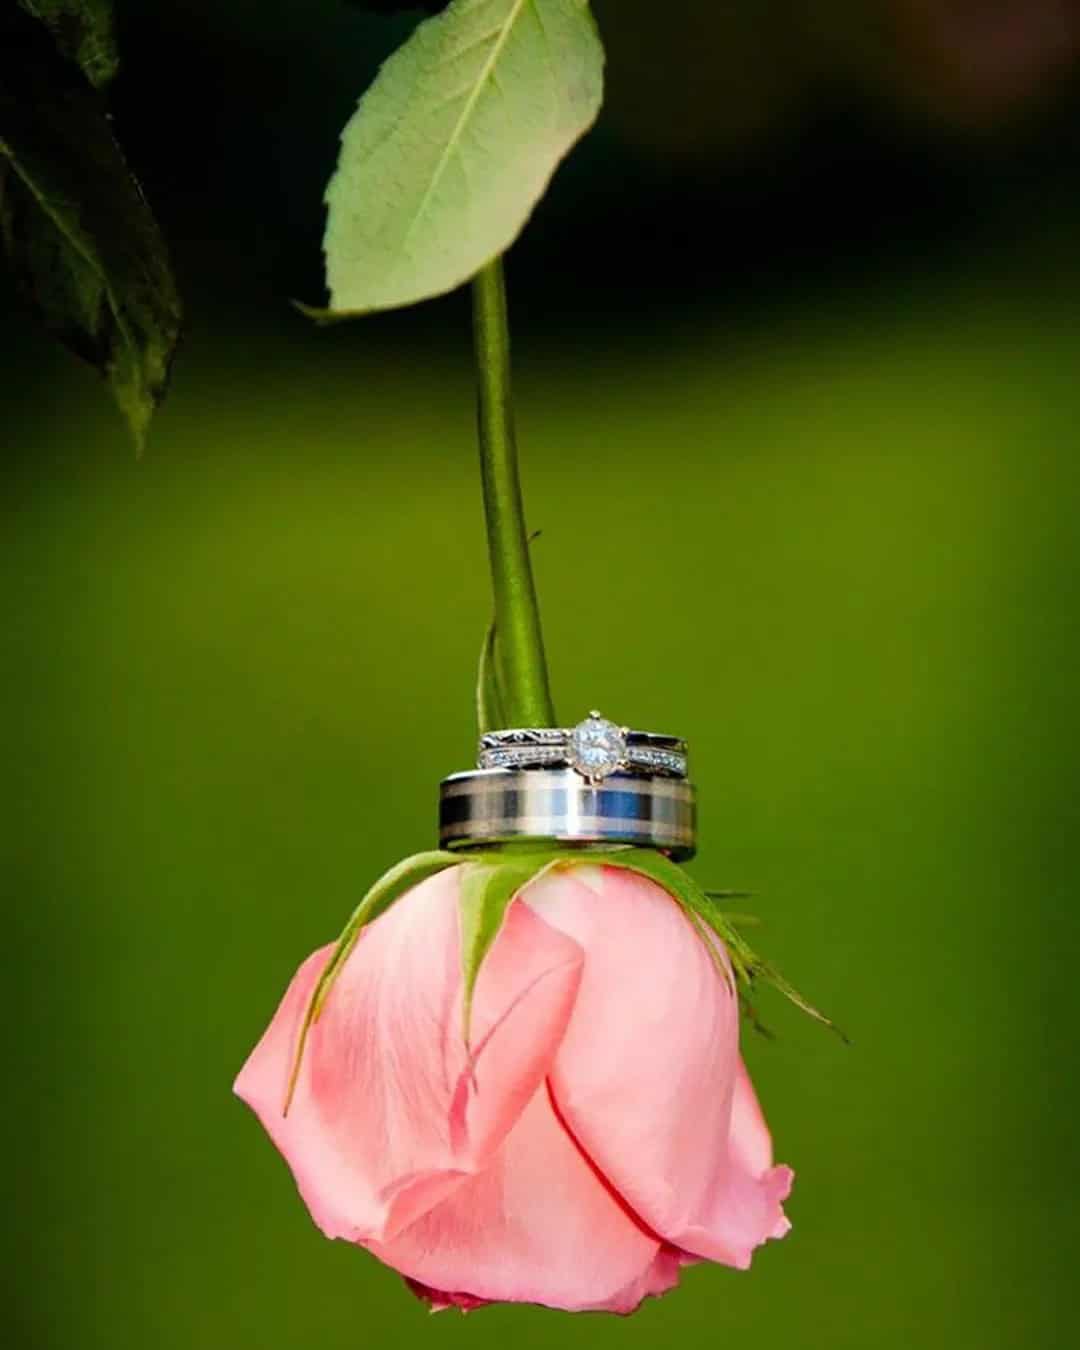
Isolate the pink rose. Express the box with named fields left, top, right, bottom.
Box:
left=234, top=862, right=793, bottom=1313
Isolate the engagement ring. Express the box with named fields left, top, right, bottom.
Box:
left=478, top=712, right=687, bottom=782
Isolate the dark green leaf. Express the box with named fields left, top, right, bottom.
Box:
left=18, top=0, right=118, bottom=88
left=0, top=7, right=181, bottom=450
left=282, top=850, right=466, bottom=1114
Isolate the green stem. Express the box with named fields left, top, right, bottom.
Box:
left=472, top=256, right=556, bottom=728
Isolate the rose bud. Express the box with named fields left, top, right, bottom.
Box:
left=234, top=860, right=793, bottom=1313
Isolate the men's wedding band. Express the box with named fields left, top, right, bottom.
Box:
left=439, top=768, right=697, bottom=861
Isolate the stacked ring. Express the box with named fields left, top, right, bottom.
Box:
left=438, top=712, right=697, bottom=860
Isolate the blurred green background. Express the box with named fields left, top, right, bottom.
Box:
left=4, top=2, right=1080, bottom=1348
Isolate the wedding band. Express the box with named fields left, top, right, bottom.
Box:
left=438, top=768, right=697, bottom=860
left=478, top=712, right=688, bottom=782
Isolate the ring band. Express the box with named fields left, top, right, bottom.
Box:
left=439, top=768, right=697, bottom=860
left=478, top=712, right=688, bottom=782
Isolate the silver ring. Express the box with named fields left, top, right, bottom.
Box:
left=439, top=768, right=697, bottom=860
left=478, top=711, right=688, bottom=782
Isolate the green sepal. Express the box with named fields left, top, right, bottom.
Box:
left=282, top=850, right=466, bottom=1114
left=456, top=849, right=566, bottom=1045
left=593, top=848, right=847, bottom=1043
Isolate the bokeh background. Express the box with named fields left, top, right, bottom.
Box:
left=4, top=2, right=1080, bottom=1348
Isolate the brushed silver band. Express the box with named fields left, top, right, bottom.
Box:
left=438, top=768, right=697, bottom=861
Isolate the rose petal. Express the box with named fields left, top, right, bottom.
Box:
left=403, top=1252, right=684, bottom=1317
left=234, top=869, right=584, bottom=1243
left=403, top=1279, right=489, bottom=1313
left=600, top=1243, right=688, bottom=1315
left=523, top=864, right=792, bottom=1269
left=716, top=1059, right=794, bottom=1246
left=367, top=1082, right=670, bottom=1312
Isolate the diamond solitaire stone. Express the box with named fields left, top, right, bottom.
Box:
left=568, top=713, right=626, bottom=782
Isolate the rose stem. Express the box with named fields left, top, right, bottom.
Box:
left=471, top=254, right=557, bottom=728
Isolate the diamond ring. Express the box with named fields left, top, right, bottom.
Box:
left=478, top=712, right=688, bottom=783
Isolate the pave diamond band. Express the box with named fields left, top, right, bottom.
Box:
left=479, top=712, right=688, bottom=782
left=480, top=742, right=688, bottom=777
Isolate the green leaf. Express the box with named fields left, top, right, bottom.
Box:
left=322, top=0, right=605, bottom=315
left=457, top=850, right=564, bottom=1043
left=18, top=0, right=118, bottom=88
left=476, top=620, right=507, bottom=735
left=0, top=7, right=181, bottom=450
left=282, top=850, right=466, bottom=1114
